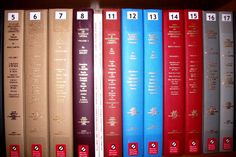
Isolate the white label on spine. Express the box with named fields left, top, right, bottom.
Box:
left=222, top=14, right=232, bottom=22
left=77, top=11, right=88, bottom=20
left=148, top=12, right=158, bottom=20
left=206, top=13, right=216, bottom=21
left=8, top=13, right=19, bottom=21
left=169, top=12, right=180, bottom=20
left=127, top=11, right=138, bottom=20
left=188, top=12, right=199, bottom=20
left=55, top=11, right=67, bottom=20
left=106, top=11, right=117, bottom=20
left=30, top=12, right=41, bottom=20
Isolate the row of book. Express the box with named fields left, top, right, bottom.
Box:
left=0, top=8, right=235, bottom=157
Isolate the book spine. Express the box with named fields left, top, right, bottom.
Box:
left=4, top=10, right=25, bottom=157
left=24, top=9, right=49, bottom=157
left=163, top=10, right=185, bottom=156
left=94, top=9, right=104, bottom=157
left=122, top=8, right=144, bottom=157
left=73, top=9, right=95, bottom=157
left=49, top=9, right=73, bottom=157
left=202, top=11, right=220, bottom=154
left=102, top=9, right=122, bottom=157
left=219, top=11, right=234, bottom=152
left=143, top=9, right=163, bottom=157
left=0, top=9, right=5, bottom=157
left=234, top=11, right=236, bottom=151
left=184, top=10, right=203, bottom=154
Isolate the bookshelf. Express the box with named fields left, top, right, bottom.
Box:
left=0, top=0, right=236, bottom=157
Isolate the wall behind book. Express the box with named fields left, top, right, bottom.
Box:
left=217, top=0, right=236, bottom=11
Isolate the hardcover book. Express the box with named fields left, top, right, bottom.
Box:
left=49, top=9, right=73, bottom=157
left=122, top=8, right=144, bottom=157
left=219, top=11, right=234, bottom=152
left=184, top=10, right=203, bottom=154
left=94, top=9, right=104, bottom=157
left=143, top=9, right=163, bottom=157
left=4, top=10, right=25, bottom=157
left=0, top=9, right=5, bottom=157
left=24, top=9, right=49, bottom=157
left=73, top=9, right=95, bottom=157
left=163, top=10, right=185, bottom=156
left=103, top=9, right=122, bottom=157
left=202, top=11, right=220, bottom=154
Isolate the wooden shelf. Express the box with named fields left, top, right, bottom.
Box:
left=1, top=0, right=235, bottom=10
left=164, top=151, right=236, bottom=157
left=217, top=0, right=236, bottom=10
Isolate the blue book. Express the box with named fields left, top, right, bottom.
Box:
left=143, top=9, right=163, bottom=157
left=122, top=9, right=144, bottom=157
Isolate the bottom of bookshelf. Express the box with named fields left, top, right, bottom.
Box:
left=164, top=151, right=236, bottom=157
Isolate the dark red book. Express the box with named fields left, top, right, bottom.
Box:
left=102, top=9, right=122, bottom=157
left=73, top=9, right=94, bottom=157
left=184, top=10, right=203, bottom=154
left=163, top=10, right=185, bottom=156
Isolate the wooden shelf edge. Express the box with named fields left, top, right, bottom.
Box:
left=1, top=0, right=235, bottom=10
left=164, top=151, right=236, bottom=157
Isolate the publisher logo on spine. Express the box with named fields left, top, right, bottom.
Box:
left=128, top=142, right=138, bottom=156
left=10, top=144, right=20, bottom=157
left=207, top=138, right=216, bottom=151
left=169, top=140, right=179, bottom=154
left=78, top=145, right=89, bottom=157
left=223, top=137, right=232, bottom=150
left=31, top=144, right=42, bottom=157
left=189, top=139, right=199, bottom=153
left=148, top=142, right=158, bottom=155
left=108, top=144, right=119, bottom=156
left=56, top=144, right=66, bottom=157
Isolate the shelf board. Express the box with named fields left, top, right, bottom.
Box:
left=217, top=0, right=236, bottom=11
left=100, top=0, right=234, bottom=10
left=1, top=0, right=234, bottom=10
left=164, top=151, right=236, bottom=157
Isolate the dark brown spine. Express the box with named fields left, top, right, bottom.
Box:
left=73, top=9, right=94, bottom=157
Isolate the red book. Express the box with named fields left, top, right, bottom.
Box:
left=184, top=10, right=203, bottom=154
left=102, top=9, right=122, bottom=157
left=163, top=10, right=185, bottom=156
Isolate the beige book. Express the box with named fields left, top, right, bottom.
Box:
left=4, top=10, right=25, bottom=157
left=49, top=9, right=73, bottom=157
left=24, top=9, right=49, bottom=157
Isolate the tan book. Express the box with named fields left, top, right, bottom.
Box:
left=49, top=9, right=73, bottom=157
left=24, top=9, right=49, bottom=157
left=4, top=10, right=25, bottom=157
